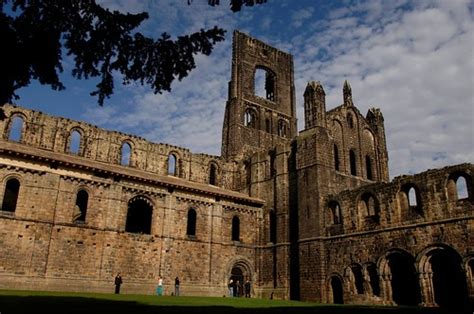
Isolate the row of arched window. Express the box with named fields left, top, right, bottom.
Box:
left=0, top=178, right=242, bottom=240
left=334, top=144, right=374, bottom=180
left=327, top=173, right=470, bottom=226
left=243, top=108, right=289, bottom=138
left=4, top=115, right=220, bottom=185
left=123, top=201, right=243, bottom=242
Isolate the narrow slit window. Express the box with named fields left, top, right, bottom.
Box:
left=209, top=164, right=217, bottom=185
left=366, top=155, right=373, bottom=180
left=350, top=150, right=357, bottom=176
left=232, top=216, right=240, bottom=241
left=334, top=145, right=340, bottom=171
left=269, top=211, right=276, bottom=243
left=187, top=208, right=197, bottom=236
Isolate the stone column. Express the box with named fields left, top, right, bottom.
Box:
left=467, top=265, right=474, bottom=300
left=379, top=274, right=395, bottom=305
left=419, top=272, right=437, bottom=307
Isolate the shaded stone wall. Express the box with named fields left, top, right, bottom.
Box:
left=299, top=163, right=473, bottom=307
left=0, top=107, right=264, bottom=295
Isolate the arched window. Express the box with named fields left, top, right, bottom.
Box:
left=456, top=176, right=469, bottom=199
left=334, top=144, right=340, bottom=171
left=408, top=187, right=417, bottom=206
left=255, top=67, right=275, bottom=101
left=244, top=160, right=251, bottom=186
left=350, top=264, right=364, bottom=294
left=244, top=108, right=257, bottom=128
left=366, top=263, right=380, bottom=296
left=8, top=115, right=24, bottom=142
left=120, top=142, right=131, bottom=166
left=1, top=178, right=20, bottom=212
left=277, top=119, right=288, bottom=137
left=209, top=163, right=217, bottom=185
left=359, top=193, right=380, bottom=222
left=69, top=129, right=82, bottom=154
left=269, top=150, right=276, bottom=177
left=232, top=216, right=240, bottom=241
left=265, top=118, right=271, bottom=133
left=269, top=210, right=276, bottom=243
left=350, top=150, right=357, bottom=176
left=366, top=155, right=373, bottom=180
left=168, top=153, right=177, bottom=176
left=447, top=172, right=471, bottom=201
left=399, top=184, right=423, bottom=217
left=187, top=208, right=197, bottom=237
left=328, top=200, right=342, bottom=225
left=347, top=113, right=354, bottom=128
left=73, top=190, right=88, bottom=222
left=125, top=196, right=153, bottom=234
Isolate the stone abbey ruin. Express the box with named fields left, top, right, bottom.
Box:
left=0, top=31, right=472, bottom=309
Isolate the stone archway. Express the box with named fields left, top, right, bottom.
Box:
left=417, top=245, right=469, bottom=309
left=329, top=274, right=344, bottom=304
left=226, top=258, right=253, bottom=297
left=378, top=249, right=421, bottom=306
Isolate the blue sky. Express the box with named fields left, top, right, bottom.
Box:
left=12, top=0, right=474, bottom=178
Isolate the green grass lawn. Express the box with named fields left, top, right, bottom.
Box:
left=0, top=290, right=469, bottom=314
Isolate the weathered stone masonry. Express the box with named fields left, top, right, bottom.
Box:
left=0, top=31, right=472, bottom=309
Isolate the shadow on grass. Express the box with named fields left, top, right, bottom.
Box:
left=0, top=296, right=470, bottom=314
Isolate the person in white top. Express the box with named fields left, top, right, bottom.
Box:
left=156, top=276, right=164, bottom=296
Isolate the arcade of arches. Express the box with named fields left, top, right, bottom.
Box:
left=328, top=246, right=471, bottom=310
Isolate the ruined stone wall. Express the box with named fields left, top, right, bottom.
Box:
left=0, top=104, right=264, bottom=296
left=299, top=163, right=473, bottom=305
left=326, top=104, right=388, bottom=183
left=0, top=104, right=236, bottom=190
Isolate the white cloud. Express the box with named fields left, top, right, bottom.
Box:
left=82, top=0, right=473, bottom=178
left=292, top=1, right=473, bottom=177
left=291, top=7, right=315, bottom=28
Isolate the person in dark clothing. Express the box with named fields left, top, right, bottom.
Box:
left=244, top=279, right=251, bottom=298
left=114, top=273, right=123, bottom=294
left=174, top=276, right=180, bottom=296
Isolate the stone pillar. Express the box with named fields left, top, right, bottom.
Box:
left=379, top=274, right=395, bottom=305
left=467, top=265, right=474, bottom=300
left=419, top=272, right=437, bottom=307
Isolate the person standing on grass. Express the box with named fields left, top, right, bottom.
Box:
left=114, top=272, right=122, bottom=294
left=244, top=278, right=251, bottom=298
left=156, top=276, right=164, bottom=296
left=228, top=279, right=234, bottom=297
left=174, top=276, right=180, bottom=296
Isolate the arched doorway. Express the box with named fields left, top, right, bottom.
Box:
left=419, top=246, right=469, bottom=309
left=381, top=250, right=421, bottom=306
left=227, top=259, right=252, bottom=297
left=330, top=275, right=344, bottom=304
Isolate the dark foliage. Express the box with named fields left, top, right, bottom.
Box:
left=0, top=0, right=267, bottom=112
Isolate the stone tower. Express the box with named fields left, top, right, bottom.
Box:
left=221, top=30, right=297, bottom=160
